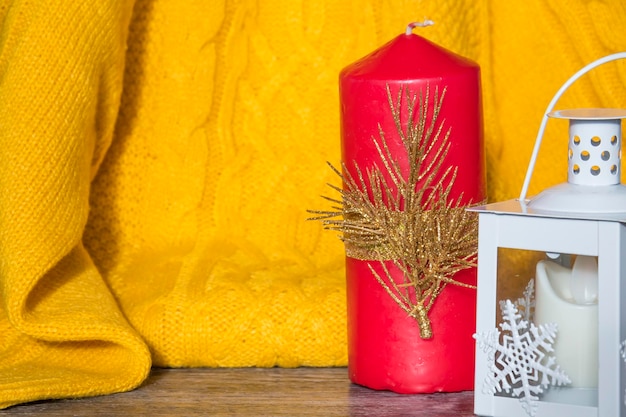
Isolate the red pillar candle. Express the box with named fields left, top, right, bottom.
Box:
left=339, top=25, right=485, bottom=393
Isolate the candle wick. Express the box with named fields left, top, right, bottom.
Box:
left=406, top=19, right=434, bottom=35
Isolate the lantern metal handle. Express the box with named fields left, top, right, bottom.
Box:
left=519, top=52, right=626, bottom=203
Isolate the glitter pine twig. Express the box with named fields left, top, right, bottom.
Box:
left=309, top=84, right=479, bottom=339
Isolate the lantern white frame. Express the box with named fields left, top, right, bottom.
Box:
left=472, top=202, right=626, bottom=417
left=472, top=52, right=626, bottom=416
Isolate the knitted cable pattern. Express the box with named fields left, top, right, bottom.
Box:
left=84, top=0, right=490, bottom=368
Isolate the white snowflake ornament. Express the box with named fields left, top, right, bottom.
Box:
left=515, top=279, right=535, bottom=322
left=474, top=299, right=571, bottom=417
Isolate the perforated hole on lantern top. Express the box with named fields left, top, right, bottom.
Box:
left=573, top=164, right=580, bottom=174
left=611, top=164, right=618, bottom=174
left=573, top=135, right=581, bottom=145
left=568, top=148, right=573, bottom=159
left=591, top=136, right=601, bottom=146
left=581, top=150, right=590, bottom=161
left=611, top=135, right=618, bottom=145
left=591, top=165, right=601, bottom=176
left=601, top=151, right=610, bottom=161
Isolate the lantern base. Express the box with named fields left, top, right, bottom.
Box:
left=527, top=182, right=626, bottom=214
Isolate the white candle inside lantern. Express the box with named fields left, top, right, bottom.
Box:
left=534, top=256, right=598, bottom=388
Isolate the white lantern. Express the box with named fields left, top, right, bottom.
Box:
left=472, top=52, right=626, bottom=417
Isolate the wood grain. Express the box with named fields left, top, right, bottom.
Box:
left=1, top=368, right=475, bottom=416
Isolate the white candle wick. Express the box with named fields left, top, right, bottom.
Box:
left=406, top=19, right=435, bottom=35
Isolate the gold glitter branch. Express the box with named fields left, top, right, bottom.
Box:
left=309, top=84, right=479, bottom=339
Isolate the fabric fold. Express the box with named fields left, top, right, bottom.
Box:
left=0, top=0, right=150, bottom=407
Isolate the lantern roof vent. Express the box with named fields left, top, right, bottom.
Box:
left=527, top=108, right=626, bottom=214
left=519, top=52, right=626, bottom=217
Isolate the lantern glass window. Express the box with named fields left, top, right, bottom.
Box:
left=492, top=248, right=599, bottom=409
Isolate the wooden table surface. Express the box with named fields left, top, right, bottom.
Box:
left=1, top=367, right=476, bottom=416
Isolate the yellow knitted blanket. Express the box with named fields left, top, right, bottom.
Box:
left=1, top=0, right=625, bottom=408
